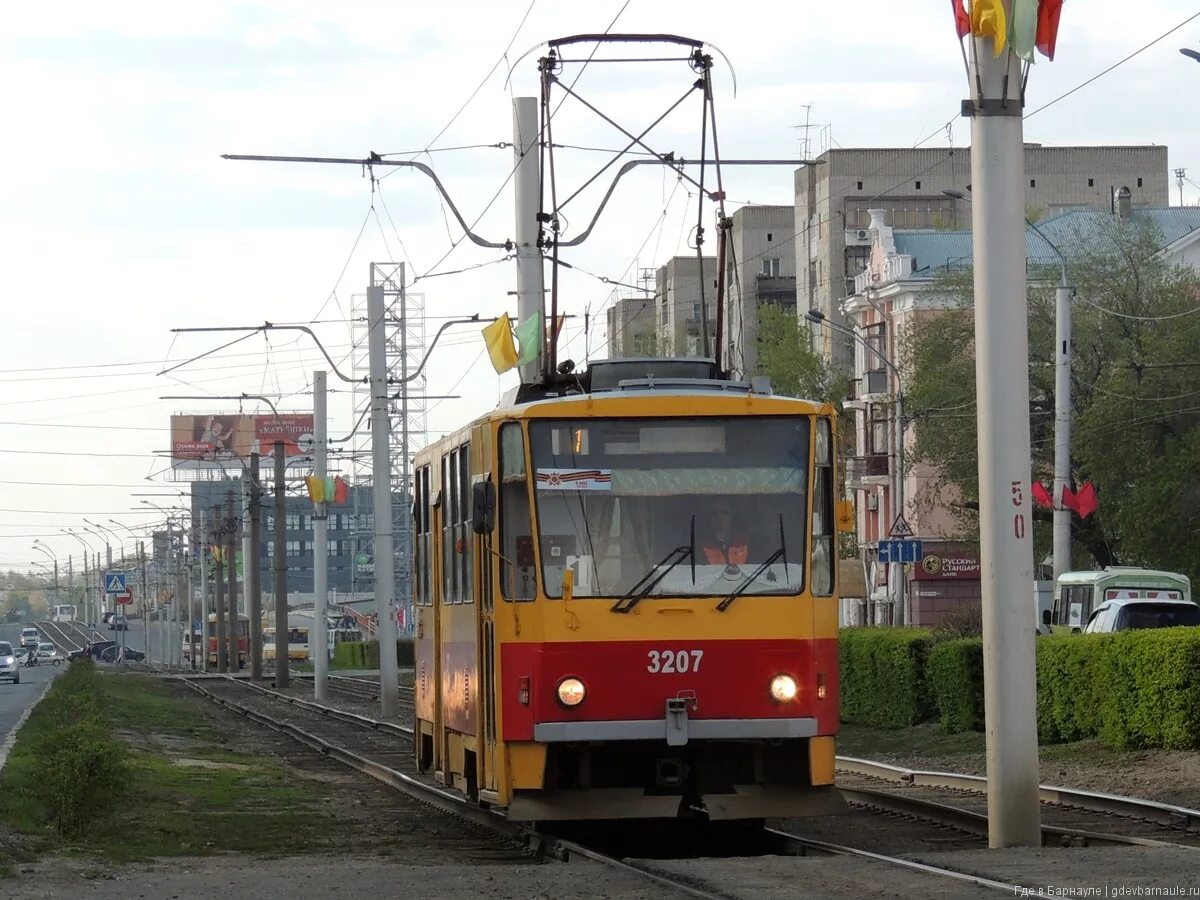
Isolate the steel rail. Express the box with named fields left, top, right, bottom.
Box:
left=179, top=676, right=722, bottom=899
left=838, top=755, right=1200, bottom=832
left=36, top=620, right=81, bottom=653
left=764, top=827, right=1030, bottom=896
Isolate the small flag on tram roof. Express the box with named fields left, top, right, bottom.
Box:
left=514, top=312, right=541, bottom=366
left=1036, top=0, right=1064, bottom=60
left=1010, top=0, right=1039, bottom=60
left=482, top=314, right=519, bottom=374
left=971, top=0, right=1008, bottom=57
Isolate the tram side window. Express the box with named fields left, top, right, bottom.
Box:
left=812, top=417, right=834, bottom=596
left=458, top=443, right=473, bottom=603
left=415, top=465, right=432, bottom=607
left=442, top=454, right=456, bottom=603
left=499, top=423, right=535, bottom=601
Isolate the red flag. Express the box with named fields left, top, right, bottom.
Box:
left=1031, top=481, right=1053, bottom=509
left=333, top=475, right=349, bottom=505
left=1036, top=0, right=1064, bottom=60
left=1061, top=485, right=1078, bottom=513
left=1074, top=482, right=1097, bottom=519
left=950, top=0, right=970, bottom=38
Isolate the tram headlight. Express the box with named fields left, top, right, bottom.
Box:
left=769, top=674, right=798, bottom=703
left=556, top=677, right=586, bottom=707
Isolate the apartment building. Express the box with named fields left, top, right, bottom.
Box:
left=654, top=255, right=717, bottom=357
left=725, top=205, right=797, bottom=377
left=795, top=145, right=1169, bottom=370
left=605, top=295, right=657, bottom=358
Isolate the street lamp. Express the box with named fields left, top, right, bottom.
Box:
left=1181, top=48, right=1200, bottom=63
left=944, top=189, right=1074, bottom=584
left=62, top=529, right=96, bottom=624
left=806, top=308, right=909, bottom=626
left=32, top=541, right=59, bottom=599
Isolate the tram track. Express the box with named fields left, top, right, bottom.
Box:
left=37, top=620, right=82, bottom=653
left=177, top=674, right=725, bottom=898
left=176, top=673, right=1043, bottom=897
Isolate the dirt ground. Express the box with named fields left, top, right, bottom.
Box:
left=841, top=724, right=1200, bottom=810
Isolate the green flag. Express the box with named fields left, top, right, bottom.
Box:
left=1010, top=0, right=1038, bottom=61
left=514, top=313, right=542, bottom=366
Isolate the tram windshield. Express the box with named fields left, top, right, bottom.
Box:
left=529, top=417, right=809, bottom=598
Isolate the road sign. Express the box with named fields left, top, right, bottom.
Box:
left=105, top=572, right=127, bottom=593
left=878, top=539, right=924, bottom=564
left=115, top=590, right=133, bottom=606
left=888, top=515, right=915, bottom=537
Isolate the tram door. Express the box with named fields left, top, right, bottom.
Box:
left=473, top=467, right=498, bottom=798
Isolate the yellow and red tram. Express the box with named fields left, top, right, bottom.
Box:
left=412, top=358, right=844, bottom=821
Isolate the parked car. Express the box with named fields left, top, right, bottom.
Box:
left=68, top=641, right=117, bottom=662
left=36, top=643, right=64, bottom=666
left=0, top=641, right=18, bottom=684
left=109, top=615, right=128, bottom=631
left=101, top=611, right=117, bottom=625
left=19, top=627, right=40, bottom=649
left=100, top=645, right=144, bottom=663
left=1083, top=597, right=1200, bottom=633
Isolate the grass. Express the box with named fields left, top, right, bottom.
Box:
left=838, top=722, right=1145, bottom=771
left=0, top=671, right=403, bottom=868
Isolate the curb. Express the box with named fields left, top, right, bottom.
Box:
left=0, top=679, right=54, bottom=775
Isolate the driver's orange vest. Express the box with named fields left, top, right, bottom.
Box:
left=703, top=543, right=748, bottom=565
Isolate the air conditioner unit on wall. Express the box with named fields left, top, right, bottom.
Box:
left=866, top=494, right=879, bottom=511
left=844, top=228, right=871, bottom=247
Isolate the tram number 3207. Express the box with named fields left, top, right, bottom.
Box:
left=647, top=649, right=704, bottom=674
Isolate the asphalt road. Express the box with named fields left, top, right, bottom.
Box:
left=0, top=622, right=62, bottom=761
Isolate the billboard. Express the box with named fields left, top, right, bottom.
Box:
left=170, top=414, right=315, bottom=467
left=913, top=548, right=981, bottom=580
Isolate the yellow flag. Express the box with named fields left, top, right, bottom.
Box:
left=482, top=314, right=519, bottom=374
left=971, top=0, right=1008, bottom=57
left=305, top=476, right=324, bottom=503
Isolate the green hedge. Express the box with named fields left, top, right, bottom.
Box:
left=840, top=624, right=1200, bottom=750
left=332, top=639, right=415, bottom=669
left=927, top=639, right=985, bottom=733
left=1035, top=633, right=1106, bottom=743
left=840, top=628, right=932, bottom=728
left=1098, top=629, right=1200, bottom=750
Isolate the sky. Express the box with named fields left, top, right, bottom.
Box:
left=1, top=0, right=1199, bottom=574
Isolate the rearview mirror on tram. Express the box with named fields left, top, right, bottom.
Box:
left=471, top=480, right=496, bottom=534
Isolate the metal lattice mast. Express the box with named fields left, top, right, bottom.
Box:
left=350, top=291, right=372, bottom=599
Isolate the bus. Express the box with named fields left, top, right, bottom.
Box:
left=263, top=625, right=312, bottom=662
left=206, top=613, right=249, bottom=666
left=51, top=604, right=76, bottom=623
left=263, top=618, right=365, bottom=662
left=1046, top=567, right=1193, bottom=633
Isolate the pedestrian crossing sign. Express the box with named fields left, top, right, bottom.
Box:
left=105, top=572, right=127, bottom=593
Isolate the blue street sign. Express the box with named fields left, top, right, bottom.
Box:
left=104, top=572, right=128, bottom=593
left=878, top=539, right=924, bottom=564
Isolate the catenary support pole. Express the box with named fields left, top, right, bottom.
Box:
left=1053, top=280, right=1073, bottom=584
left=313, top=371, right=329, bottom=702
left=248, top=453, right=264, bottom=679
left=368, top=282, right=399, bottom=716
left=513, top=97, right=544, bottom=385
left=273, top=441, right=289, bottom=688
left=199, top=513, right=209, bottom=671
left=226, top=491, right=239, bottom=670
left=214, top=505, right=227, bottom=673
left=966, top=18, right=1042, bottom=847
left=241, top=472, right=252, bottom=617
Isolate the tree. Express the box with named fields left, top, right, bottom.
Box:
left=754, top=305, right=846, bottom=404
left=901, top=218, right=1200, bottom=583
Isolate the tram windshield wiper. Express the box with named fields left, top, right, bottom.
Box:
left=716, top=516, right=789, bottom=612
left=611, top=517, right=695, bottom=614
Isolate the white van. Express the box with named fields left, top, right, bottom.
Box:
left=20, top=627, right=40, bottom=649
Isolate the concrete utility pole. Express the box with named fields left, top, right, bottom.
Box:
left=367, top=281, right=400, bottom=716
left=213, top=505, right=227, bottom=673
left=1043, top=240, right=1074, bottom=585
left=313, top=371, right=329, bottom=702
left=965, top=13, right=1042, bottom=846
left=226, top=491, right=239, bottom=671
left=273, top=441, right=289, bottom=688
left=513, top=96, right=544, bottom=384
left=248, top=453, right=264, bottom=679
left=199, top=512, right=209, bottom=671
left=241, top=473, right=253, bottom=617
